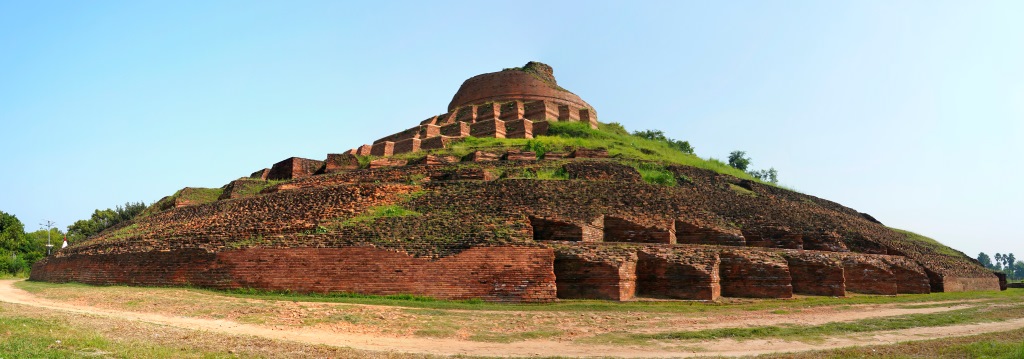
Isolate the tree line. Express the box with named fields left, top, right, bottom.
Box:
left=977, top=252, right=1024, bottom=280
left=0, top=202, right=146, bottom=276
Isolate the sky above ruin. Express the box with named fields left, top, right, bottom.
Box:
left=1, top=1, right=1021, bottom=259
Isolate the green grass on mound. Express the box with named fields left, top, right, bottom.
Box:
left=385, top=121, right=762, bottom=183
left=891, top=228, right=969, bottom=258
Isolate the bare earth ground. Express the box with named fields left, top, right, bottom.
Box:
left=3, top=279, right=1024, bottom=358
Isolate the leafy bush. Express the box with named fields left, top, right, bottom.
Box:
left=728, top=151, right=751, bottom=171
left=68, top=201, right=147, bottom=241
left=523, top=140, right=548, bottom=158
left=0, top=252, right=28, bottom=275
left=633, top=129, right=694, bottom=154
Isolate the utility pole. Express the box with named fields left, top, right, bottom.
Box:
left=40, top=220, right=55, bottom=256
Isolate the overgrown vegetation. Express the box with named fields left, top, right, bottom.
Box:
left=67, top=201, right=147, bottom=242
left=979, top=251, right=1024, bottom=280
left=338, top=205, right=421, bottom=227
left=633, top=162, right=677, bottom=186
left=434, top=121, right=762, bottom=183
left=632, top=129, right=694, bottom=154
left=891, top=228, right=965, bottom=258
left=729, top=150, right=779, bottom=184
left=0, top=211, right=68, bottom=276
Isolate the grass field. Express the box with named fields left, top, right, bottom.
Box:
left=8, top=281, right=1024, bottom=358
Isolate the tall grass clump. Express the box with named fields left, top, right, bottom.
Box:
left=634, top=162, right=676, bottom=186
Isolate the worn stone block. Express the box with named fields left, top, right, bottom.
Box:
left=504, top=119, right=533, bottom=139
left=841, top=255, right=897, bottom=295
left=569, top=148, right=606, bottom=158
left=440, top=122, right=470, bottom=137
left=419, top=124, right=440, bottom=139
left=470, top=119, right=506, bottom=138
left=369, top=158, right=408, bottom=169
left=250, top=168, right=270, bottom=180
left=475, top=102, right=500, bottom=121
left=355, top=144, right=373, bottom=156
left=500, top=101, right=524, bottom=121
left=603, top=216, right=675, bottom=244
left=784, top=253, right=845, bottom=296
left=393, top=138, right=421, bottom=155
left=543, top=151, right=569, bottom=159
left=410, top=155, right=459, bottom=166
left=420, top=136, right=460, bottom=150
left=564, top=161, right=640, bottom=181
left=531, top=120, right=550, bottom=136
left=558, top=104, right=581, bottom=122
left=637, top=248, right=721, bottom=300
left=462, top=150, right=500, bottom=162
left=502, top=150, right=536, bottom=161
left=675, top=220, right=746, bottom=246
left=529, top=216, right=603, bottom=242
left=580, top=108, right=598, bottom=129
left=267, top=157, right=325, bottom=180
left=420, top=115, right=438, bottom=126
left=323, top=153, right=361, bottom=173
left=524, top=100, right=558, bottom=121
left=554, top=248, right=636, bottom=300
left=370, top=141, right=394, bottom=157
left=719, top=250, right=793, bottom=298
left=455, top=105, right=477, bottom=123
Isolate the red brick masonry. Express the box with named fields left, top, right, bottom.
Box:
left=30, top=246, right=557, bottom=302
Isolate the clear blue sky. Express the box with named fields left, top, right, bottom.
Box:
left=1, top=1, right=1021, bottom=259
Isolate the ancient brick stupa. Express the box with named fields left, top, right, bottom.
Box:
left=31, top=62, right=1002, bottom=302
left=349, top=61, right=599, bottom=158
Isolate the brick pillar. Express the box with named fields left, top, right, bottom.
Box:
left=476, top=103, right=500, bottom=121
left=500, top=101, right=525, bottom=121
left=524, top=101, right=558, bottom=122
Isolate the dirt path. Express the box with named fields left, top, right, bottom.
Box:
left=3, top=280, right=1022, bottom=358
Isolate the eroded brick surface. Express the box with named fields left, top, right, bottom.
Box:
left=31, top=246, right=556, bottom=302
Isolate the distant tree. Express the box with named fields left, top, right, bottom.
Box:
left=1006, top=253, right=1017, bottom=273
left=633, top=129, right=668, bottom=142
left=632, top=129, right=695, bottom=155
left=995, top=253, right=1005, bottom=271
left=0, top=211, right=24, bottom=252
left=978, top=252, right=994, bottom=269
left=67, top=201, right=146, bottom=241
left=749, top=168, right=779, bottom=184
left=0, top=211, right=29, bottom=275
left=728, top=151, right=751, bottom=171
left=1014, top=261, right=1024, bottom=281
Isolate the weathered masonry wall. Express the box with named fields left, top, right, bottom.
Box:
left=31, top=246, right=557, bottom=302
left=550, top=244, right=938, bottom=301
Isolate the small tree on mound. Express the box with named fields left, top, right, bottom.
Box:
left=728, top=151, right=751, bottom=171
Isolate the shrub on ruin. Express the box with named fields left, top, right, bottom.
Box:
left=523, top=140, right=548, bottom=158
left=728, top=151, right=751, bottom=171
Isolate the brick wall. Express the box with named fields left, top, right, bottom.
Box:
left=31, top=246, right=556, bottom=302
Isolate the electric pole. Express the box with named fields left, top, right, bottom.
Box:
left=40, top=220, right=55, bottom=256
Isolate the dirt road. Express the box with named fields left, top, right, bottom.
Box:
left=3, top=280, right=1022, bottom=358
